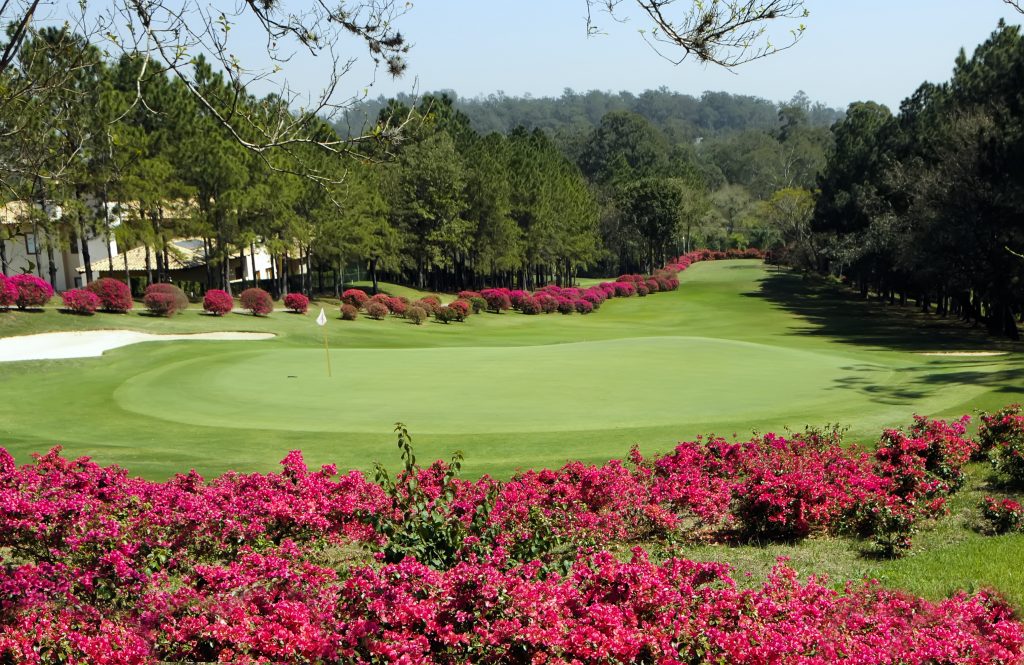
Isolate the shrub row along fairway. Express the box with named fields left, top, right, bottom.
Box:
left=0, top=259, right=1021, bottom=481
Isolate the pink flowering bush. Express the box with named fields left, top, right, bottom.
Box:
left=389, top=297, right=407, bottom=317
left=86, top=277, right=133, bottom=312
left=480, top=288, right=512, bottom=313
left=202, top=288, right=234, bottom=316
left=9, top=273, right=53, bottom=309
left=981, top=404, right=1024, bottom=484
left=365, top=301, right=389, bottom=320
left=143, top=283, right=188, bottom=316
left=60, top=288, right=101, bottom=314
left=981, top=497, right=1024, bottom=534
left=239, top=287, right=273, bottom=316
left=0, top=274, right=17, bottom=308
left=283, top=292, right=309, bottom=313
left=1, top=405, right=1023, bottom=664
left=447, top=299, right=470, bottom=321
left=341, top=288, right=369, bottom=308
left=340, top=303, right=359, bottom=320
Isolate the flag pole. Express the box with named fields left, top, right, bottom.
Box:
left=316, top=307, right=331, bottom=377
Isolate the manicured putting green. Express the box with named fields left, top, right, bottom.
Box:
left=114, top=337, right=868, bottom=433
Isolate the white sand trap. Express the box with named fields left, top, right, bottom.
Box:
left=0, top=330, right=275, bottom=362
left=918, top=351, right=1009, bottom=357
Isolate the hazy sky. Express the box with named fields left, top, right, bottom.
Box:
left=237, top=1, right=1020, bottom=112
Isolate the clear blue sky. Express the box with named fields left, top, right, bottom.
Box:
left=242, top=1, right=1020, bottom=111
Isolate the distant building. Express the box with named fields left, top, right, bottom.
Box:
left=0, top=200, right=118, bottom=291
left=1, top=200, right=304, bottom=294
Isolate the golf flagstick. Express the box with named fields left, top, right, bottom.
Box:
left=316, top=307, right=332, bottom=377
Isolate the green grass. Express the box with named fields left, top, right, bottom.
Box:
left=2, top=259, right=1023, bottom=604
left=1, top=260, right=1021, bottom=481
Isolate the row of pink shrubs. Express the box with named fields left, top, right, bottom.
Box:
left=0, top=405, right=1021, bottom=662
left=333, top=249, right=764, bottom=325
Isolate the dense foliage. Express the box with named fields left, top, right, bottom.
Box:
left=59, top=288, right=100, bottom=315
left=86, top=278, right=133, bottom=313
left=8, top=273, right=53, bottom=309
left=0, top=274, right=18, bottom=308
left=283, top=292, right=309, bottom=314
left=143, top=283, right=188, bottom=316
left=807, top=23, right=1024, bottom=338
left=201, top=289, right=234, bottom=316
left=239, top=287, right=273, bottom=316
left=0, top=406, right=1021, bottom=663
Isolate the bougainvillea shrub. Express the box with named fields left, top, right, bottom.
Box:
left=143, top=283, right=188, bottom=316
left=9, top=273, right=53, bottom=309
left=981, top=497, right=1024, bottom=534
left=447, top=299, right=470, bottom=321
left=239, top=287, right=273, bottom=316
left=481, top=288, right=512, bottom=313
left=981, top=404, right=1024, bottom=484
left=283, top=292, right=309, bottom=313
left=412, top=298, right=439, bottom=316
left=389, top=297, right=407, bottom=317
left=365, top=301, right=389, bottom=320
left=60, top=288, right=101, bottom=314
left=341, top=288, right=368, bottom=308
left=0, top=433, right=1021, bottom=664
left=407, top=305, right=428, bottom=325
left=340, top=303, right=359, bottom=320
left=202, top=288, right=234, bottom=316
left=0, top=274, right=17, bottom=307
left=86, top=277, right=133, bottom=312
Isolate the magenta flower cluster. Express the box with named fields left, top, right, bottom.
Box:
left=60, top=288, right=102, bottom=315
left=2, top=407, right=1021, bottom=662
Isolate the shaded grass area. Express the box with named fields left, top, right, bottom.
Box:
left=668, top=463, right=1024, bottom=608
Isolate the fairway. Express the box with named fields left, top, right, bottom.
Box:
left=1, top=259, right=1022, bottom=479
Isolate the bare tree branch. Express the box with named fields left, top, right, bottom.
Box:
left=586, top=0, right=808, bottom=68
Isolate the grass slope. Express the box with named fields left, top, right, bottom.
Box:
left=0, top=261, right=1021, bottom=483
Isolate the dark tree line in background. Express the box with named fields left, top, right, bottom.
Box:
left=810, top=22, right=1024, bottom=339
left=342, top=88, right=837, bottom=283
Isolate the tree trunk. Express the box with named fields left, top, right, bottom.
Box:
left=370, top=257, right=379, bottom=294
left=250, top=242, right=258, bottom=289
left=0, top=236, right=7, bottom=275
left=203, top=237, right=212, bottom=290
left=239, top=245, right=247, bottom=291
left=145, top=245, right=153, bottom=286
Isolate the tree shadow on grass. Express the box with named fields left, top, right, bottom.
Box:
left=743, top=271, right=1022, bottom=354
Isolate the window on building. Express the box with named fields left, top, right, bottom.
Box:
left=69, top=231, right=79, bottom=254
left=234, top=265, right=243, bottom=280
left=25, top=233, right=36, bottom=254
left=74, top=277, right=82, bottom=288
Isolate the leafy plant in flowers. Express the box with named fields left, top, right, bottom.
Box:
left=365, top=301, right=389, bottom=320
left=981, top=497, right=1024, bottom=534
left=340, top=303, right=359, bottom=320
left=239, top=287, right=273, bottom=315
left=202, top=288, right=234, bottom=316
left=61, top=288, right=101, bottom=314
left=86, top=277, right=133, bottom=312
left=0, top=273, right=17, bottom=307
left=341, top=288, right=368, bottom=308
left=9, top=273, right=53, bottom=309
left=370, top=423, right=495, bottom=568
left=981, top=404, right=1024, bottom=484
left=143, top=283, right=188, bottom=316
left=283, top=292, right=309, bottom=313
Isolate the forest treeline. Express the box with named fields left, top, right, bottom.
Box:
left=803, top=22, right=1024, bottom=339
left=0, top=26, right=841, bottom=295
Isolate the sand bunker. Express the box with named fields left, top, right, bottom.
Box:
left=0, top=330, right=275, bottom=362
left=918, top=351, right=1009, bottom=357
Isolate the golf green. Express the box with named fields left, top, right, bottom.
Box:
left=1, top=259, right=1022, bottom=480
left=114, top=337, right=866, bottom=433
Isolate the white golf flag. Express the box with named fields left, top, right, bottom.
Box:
left=316, top=307, right=327, bottom=326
